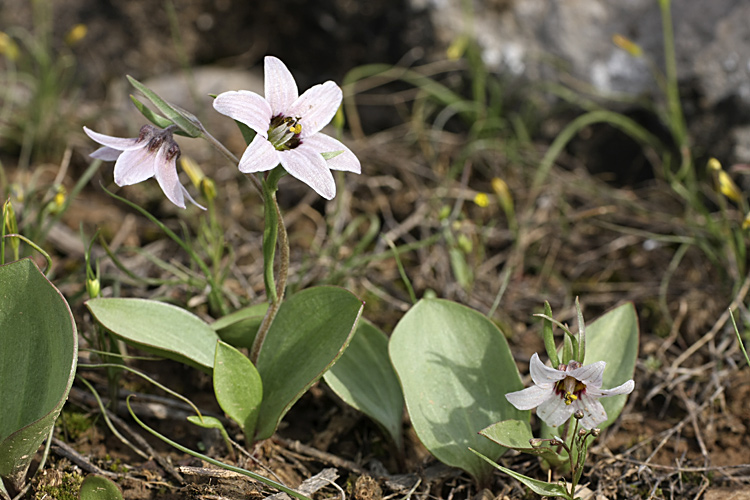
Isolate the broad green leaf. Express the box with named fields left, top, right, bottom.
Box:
left=126, top=75, right=202, bottom=137
left=0, top=259, right=78, bottom=491
left=479, top=420, right=559, bottom=462
left=470, top=448, right=571, bottom=498
left=541, top=303, right=639, bottom=436
left=214, top=341, right=263, bottom=436
left=254, top=286, right=363, bottom=440
left=78, top=475, right=123, bottom=500
left=323, top=320, right=404, bottom=449
left=86, top=298, right=218, bottom=373
left=211, top=302, right=269, bottom=349
left=389, top=298, right=526, bottom=486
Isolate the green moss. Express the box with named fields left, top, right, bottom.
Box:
left=35, top=471, right=84, bottom=500
left=58, top=410, right=94, bottom=441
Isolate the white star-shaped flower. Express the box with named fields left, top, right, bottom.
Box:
left=213, top=55, right=361, bottom=199
left=84, top=125, right=203, bottom=209
left=506, top=353, right=634, bottom=429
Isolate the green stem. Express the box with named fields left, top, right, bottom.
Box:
left=250, top=166, right=289, bottom=365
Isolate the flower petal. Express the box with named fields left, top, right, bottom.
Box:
left=180, top=185, right=205, bottom=210
left=288, top=81, right=342, bottom=137
left=536, top=396, right=574, bottom=428
left=574, top=394, right=608, bottom=429
left=90, top=146, right=123, bottom=161
left=529, top=352, right=566, bottom=385
left=505, top=385, right=553, bottom=411
left=113, top=147, right=157, bottom=186
left=213, top=90, right=273, bottom=137
left=587, top=379, right=634, bottom=398
left=84, top=126, right=145, bottom=151
left=279, top=145, right=336, bottom=199
left=238, top=135, right=280, bottom=173
left=264, top=56, right=298, bottom=115
left=301, top=133, right=361, bottom=173
left=568, top=361, right=606, bottom=389
left=153, top=146, right=185, bottom=209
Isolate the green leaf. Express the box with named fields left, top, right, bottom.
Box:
left=479, top=420, right=559, bottom=462
left=0, top=259, right=78, bottom=491
left=323, top=319, right=404, bottom=449
left=389, top=298, right=526, bottom=486
left=470, top=448, right=572, bottom=498
left=214, top=341, right=263, bottom=436
left=78, top=475, right=123, bottom=500
left=542, top=301, right=560, bottom=368
left=254, top=286, right=363, bottom=440
left=541, top=303, right=639, bottom=436
left=187, top=415, right=225, bottom=430
left=129, top=95, right=174, bottom=130
left=212, top=302, right=269, bottom=349
left=126, top=75, right=202, bottom=137
left=85, top=298, right=219, bottom=373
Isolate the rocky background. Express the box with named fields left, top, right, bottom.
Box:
left=2, top=0, right=750, bottom=164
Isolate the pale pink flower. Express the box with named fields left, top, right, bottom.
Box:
left=84, top=125, right=203, bottom=209
left=506, top=353, right=634, bottom=429
left=213, top=56, right=360, bottom=199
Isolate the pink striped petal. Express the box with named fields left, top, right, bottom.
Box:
left=279, top=145, right=336, bottom=199
left=288, top=81, right=342, bottom=137
left=113, top=147, right=157, bottom=186
left=264, top=56, right=298, bottom=115
left=213, top=90, right=273, bottom=137
left=84, top=126, right=146, bottom=151
left=238, top=135, right=280, bottom=173
left=302, top=133, right=361, bottom=173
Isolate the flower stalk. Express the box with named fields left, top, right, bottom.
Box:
left=250, top=166, right=290, bottom=364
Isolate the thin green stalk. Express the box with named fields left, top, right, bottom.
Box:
left=250, top=166, right=289, bottom=364
left=126, top=396, right=311, bottom=500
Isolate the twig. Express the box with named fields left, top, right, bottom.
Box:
left=273, top=437, right=368, bottom=476
left=50, top=437, right=119, bottom=478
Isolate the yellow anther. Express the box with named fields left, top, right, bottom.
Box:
left=289, top=123, right=302, bottom=135
left=564, top=392, right=578, bottom=405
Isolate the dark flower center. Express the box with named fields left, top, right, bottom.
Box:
left=268, top=115, right=302, bottom=150
left=554, top=376, right=587, bottom=405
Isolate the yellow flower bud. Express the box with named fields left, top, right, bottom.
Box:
left=473, top=192, right=489, bottom=208
left=181, top=156, right=205, bottom=189
left=743, top=213, right=750, bottom=230
left=612, top=34, right=643, bottom=57
left=0, top=31, right=19, bottom=61
left=708, top=158, right=743, bottom=203
left=201, top=178, right=217, bottom=202
left=707, top=157, right=722, bottom=171
left=65, top=24, right=88, bottom=46
left=446, top=35, right=469, bottom=60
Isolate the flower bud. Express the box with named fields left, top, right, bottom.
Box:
left=612, top=34, right=643, bottom=57
left=574, top=410, right=585, bottom=420
left=65, top=24, right=88, bottom=46
left=86, top=278, right=101, bottom=299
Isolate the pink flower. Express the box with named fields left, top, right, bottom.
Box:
left=506, top=353, right=634, bottom=429
left=213, top=56, right=361, bottom=199
left=84, top=125, right=203, bottom=209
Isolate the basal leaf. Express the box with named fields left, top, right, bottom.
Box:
left=0, top=259, right=77, bottom=491
left=86, top=298, right=218, bottom=373
left=323, top=319, right=404, bottom=449
left=254, top=286, right=363, bottom=440
left=212, top=302, right=269, bottom=349
left=389, top=298, right=526, bottom=486
left=214, top=341, right=263, bottom=437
